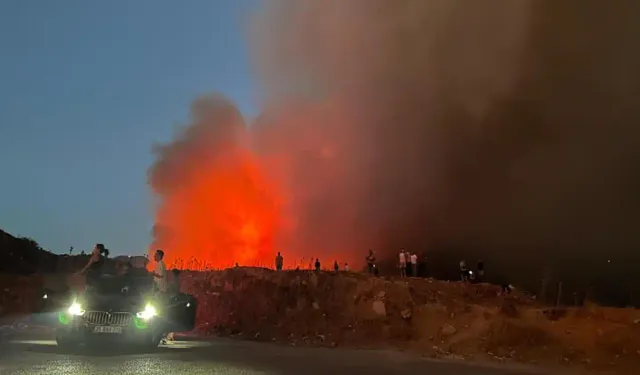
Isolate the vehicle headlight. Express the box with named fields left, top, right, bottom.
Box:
left=136, top=304, right=157, bottom=320
left=67, top=301, right=85, bottom=316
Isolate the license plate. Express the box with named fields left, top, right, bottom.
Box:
left=93, top=326, right=122, bottom=334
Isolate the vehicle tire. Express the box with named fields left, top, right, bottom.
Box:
left=142, top=333, right=162, bottom=349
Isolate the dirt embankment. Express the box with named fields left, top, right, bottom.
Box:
left=179, top=268, right=640, bottom=373
left=2, top=269, right=640, bottom=373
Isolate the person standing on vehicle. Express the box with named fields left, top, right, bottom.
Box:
left=117, top=261, right=136, bottom=295
left=78, top=243, right=106, bottom=290
left=151, top=249, right=168, bottom=297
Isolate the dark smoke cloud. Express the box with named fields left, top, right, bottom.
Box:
left=248, top=0, right=640, bottom=264
left=149, top=95, right=247, bottom=196
left=150, top=0, right=640, bottom=272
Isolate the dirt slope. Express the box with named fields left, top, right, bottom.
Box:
left=179, top=268, right=640, bottom=373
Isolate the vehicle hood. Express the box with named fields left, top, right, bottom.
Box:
left=82, top=294, right=146, bottom=312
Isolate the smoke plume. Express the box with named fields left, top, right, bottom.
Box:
left=149, top=0, right=640, bottom=272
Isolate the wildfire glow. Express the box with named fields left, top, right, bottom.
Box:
left=150, top=145, right=285, bottom=270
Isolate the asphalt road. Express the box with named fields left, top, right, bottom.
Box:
left=0, top=334, right=554, bottom=375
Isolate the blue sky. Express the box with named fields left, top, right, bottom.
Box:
left=0, top=0, right=258, bottom=255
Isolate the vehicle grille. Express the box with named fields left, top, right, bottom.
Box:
left=84, top=311, right=133, bottom=326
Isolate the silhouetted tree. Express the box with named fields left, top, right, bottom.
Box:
left=17, top=236, right=43, bottom=252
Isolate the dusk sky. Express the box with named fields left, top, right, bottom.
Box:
left=0, top=0, right=257, bottom=255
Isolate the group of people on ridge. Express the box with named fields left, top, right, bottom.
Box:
left=398, top=249, right=419, bottom=277
left=274, top=252, right=350, bottom=273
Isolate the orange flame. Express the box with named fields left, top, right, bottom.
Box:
left=150, top=148, right=285, bottom=270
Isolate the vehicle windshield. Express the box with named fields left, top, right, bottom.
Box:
left=91, top=274, right=153, bottom=296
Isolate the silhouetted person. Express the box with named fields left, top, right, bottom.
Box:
left=275, top=252, right=283, bottom=271
left=78, top=243, right=106, bottom=290
left=151, top=249, right=168, bottom=297
left=366, top=250, right=376, bottom=274
left=314, top=258, right=321, bottom=271
left=460, top=260, right=468, bottom=282
left=418, top=252, right=428, bottom=278
left=410, top=253, right=418, bottom=277
left=117, top=261, right=137, bottom=295
left=118, top=261, right=132, bottom=276
left=476, top=260, right=485, bottom=283
left=399, top=250, right=407, bottom=277
left=334, top=260, right=339, bottom=272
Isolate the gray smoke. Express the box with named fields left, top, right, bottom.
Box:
left=246, top=0, right=640, bottom=268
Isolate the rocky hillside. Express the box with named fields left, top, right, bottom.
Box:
left=0, top=228, right=127, bottom=275
left=178, top=268, right=640, bottom=374
left=0, top=229, right=58, bottom=274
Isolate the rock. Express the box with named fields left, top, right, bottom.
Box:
left=400, top=309, right=412, bottom=319
left=500, top=300, right=519, bottom=317
left=297, top=297, right=307, bottom=310
left=309, top=273, right=318, bottom=288
left=223, top=281, right=233, bottom=292
left=440, top=324, right=458, bottom=337
left=312, top=302, right=320, bottom=310
left=372, top=300, right=386, bottom=316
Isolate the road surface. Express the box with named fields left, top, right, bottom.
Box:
left=0, top=333, right=554, bottom=375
